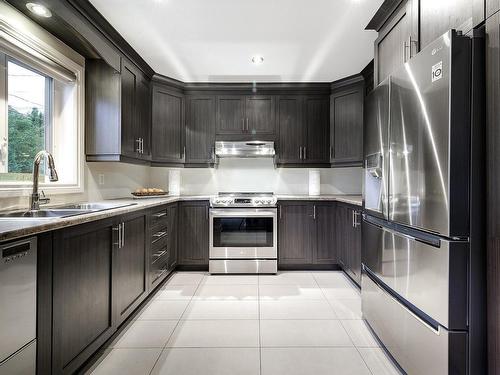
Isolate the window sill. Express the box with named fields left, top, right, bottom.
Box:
left=0, top=184, right=84, bottom=198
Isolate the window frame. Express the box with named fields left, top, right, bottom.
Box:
left=0, top=5, right=85, bottom=197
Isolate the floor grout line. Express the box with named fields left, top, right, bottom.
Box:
left=258, top=273, right=263, bottom=375
left=147, top=271, right=206, bottom=375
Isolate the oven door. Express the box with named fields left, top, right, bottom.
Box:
left=210, top=208, right=277, bottom=259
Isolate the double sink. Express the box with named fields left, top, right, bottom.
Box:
left=0, top=202, right=137, bottom=219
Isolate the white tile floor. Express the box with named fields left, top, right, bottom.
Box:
left=87, top=271, right=401, bottom=375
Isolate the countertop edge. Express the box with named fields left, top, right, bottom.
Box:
left=0, top=195, right=362, bottom=242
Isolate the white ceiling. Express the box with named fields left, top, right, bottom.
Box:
left=89, top=0, right=383, bottom=83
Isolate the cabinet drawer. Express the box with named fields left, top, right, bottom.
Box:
left=361, top=274, right=467, bottom=375
left=151, top=229, right=168, bottom=247
left=150, top=208, right=168, bottom=229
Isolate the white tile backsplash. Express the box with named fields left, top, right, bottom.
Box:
left=150, top=158, right=362, bottom=195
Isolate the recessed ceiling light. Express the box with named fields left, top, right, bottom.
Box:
left=26, top=3, right=52, bottom=18
left=251, top=55, right=264, bottom=65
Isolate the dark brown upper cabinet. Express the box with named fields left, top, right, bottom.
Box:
left=151, top=83, right=185, bottom=164
left=185, top=96, right=216, bottom=165
left=216, top=95, right=275, bottom=138
left=216, top=95, right=246, bottom=135
left=304, top=96, right=330, bottom=164
left=419, top=0, right=482, bottom=49
left=277, top=96, right=305, bottom=164
left=373, top=0, right=418, bottom=85
left=86, top=58, right=151, bottom=163
left=330, top=78, right=364, bottom=167
left=276, top=95, right=330, bottom=166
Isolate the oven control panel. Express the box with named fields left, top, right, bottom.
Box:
left=211, top=195, right=277, bottom=207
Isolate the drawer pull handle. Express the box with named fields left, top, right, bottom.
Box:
left=153, top=231, right=167, bottom=238
left=153, top=212, right=167, bottom=218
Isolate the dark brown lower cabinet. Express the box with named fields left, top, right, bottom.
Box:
left=178, top=201, right=209, bottom=266
left=52, top=219, right=115, bottom=375
left=278, top=202, right=315, bottom=264
left=113, top=214, right=147, bottom=326
left=336, top=204, right=361, bottom=285
left=278, top=201, right=337, bottom=266
left=167, top=203, right=179, bottom=269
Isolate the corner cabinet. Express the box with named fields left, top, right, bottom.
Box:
left=86, top=58, right=151, bottom=163
left=330, top=78, right=364, bottom=166
left=185, top=96, right=216, bottom=165
left=151, top=82, right=185, bottom=164
left=178, top=201, right=210, bottom=266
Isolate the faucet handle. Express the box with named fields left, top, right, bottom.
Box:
left=39, top=190, right=50, bottom=205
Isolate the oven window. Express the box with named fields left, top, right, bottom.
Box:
left=213, top=217, right=273, bottom=247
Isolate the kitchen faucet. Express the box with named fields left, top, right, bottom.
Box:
left=30, top=150, right=58, bottom=210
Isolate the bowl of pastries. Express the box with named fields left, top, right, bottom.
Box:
left=131, top=187, right=168, bottom=198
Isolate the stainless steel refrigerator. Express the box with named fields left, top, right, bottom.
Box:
left=362, top=30, right=485, bottom=375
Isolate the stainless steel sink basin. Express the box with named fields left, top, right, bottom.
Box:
left=0, top=209, right=91, bottom=219
left=0, top=202, right=137, bottom=219
left=55, top=202, right=136, bottom=211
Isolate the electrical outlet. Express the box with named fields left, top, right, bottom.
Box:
left=98, top=174, right=105, bottom=185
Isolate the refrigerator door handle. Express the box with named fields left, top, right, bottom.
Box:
left=364, top=268, right=442, bottom=335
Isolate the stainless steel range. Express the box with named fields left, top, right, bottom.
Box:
left=209, top=192, right=278, bottom=274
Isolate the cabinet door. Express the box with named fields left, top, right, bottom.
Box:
left=52, top=221, right=115, bottom=374
left=277, top=96, right=305, bottom=164
left=374, top=0, right=417, bottom=85
left=167, top=203, right=179, bottom=269
left=420, top=0, right=478, bottom=49
left=113, top=215, right=147, bottom=325
left=186, top=96, right=216, bottom=164
left=278, top=202, right=314, bottom=265
left=313, top=203, right=337, bottom=264
left=217, top=96, right=245, bottom=135
left=336, top=205, right=349, bottom=269
left=330, top=85, right=364, bottom=166
left=348, top=208, right=362, bottom=285
left=245, top=96, right=275, bottom=135
left=178, top=201, right=209, bottom=265
left=304, top=96, right=330, bottom=164
left=152, top=87, right=185, bottom=163
left=121, top=60, right=138, bottom=158
left=136, top=76, right=151, bottom=160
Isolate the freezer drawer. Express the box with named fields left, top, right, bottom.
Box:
left=0, top=340, right=36, bottom=375
left=362, top=217, right=468, bottom=329
left=209, top=259, right=277, bottom=274
left=362, top=274, right=467, bottom=375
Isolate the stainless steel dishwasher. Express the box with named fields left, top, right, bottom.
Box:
left=0, top=237, right=37, bottom=375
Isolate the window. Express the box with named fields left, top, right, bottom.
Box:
left=2, top=59, right=51, bottom=182
left=0, top=6, right=84, bottom=195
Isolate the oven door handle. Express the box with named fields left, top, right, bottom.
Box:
left=209, top=209, right=277, bottom=217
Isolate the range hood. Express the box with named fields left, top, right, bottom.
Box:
left=215, top=141, right=275, bottom=158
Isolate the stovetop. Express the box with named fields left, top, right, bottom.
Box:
left=210, top=192, right=277, bottom=208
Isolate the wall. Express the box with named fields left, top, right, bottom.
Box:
left=0, top=162, right=151, bottom=211
left=150, top=158, right=362, bottom=195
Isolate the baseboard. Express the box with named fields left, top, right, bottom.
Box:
left=278, top=264, right=342, bottom=271
left=176, top=264, right=209, bottom=272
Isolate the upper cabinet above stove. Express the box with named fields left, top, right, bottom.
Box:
left=216, top=95, right=276, bottom=139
